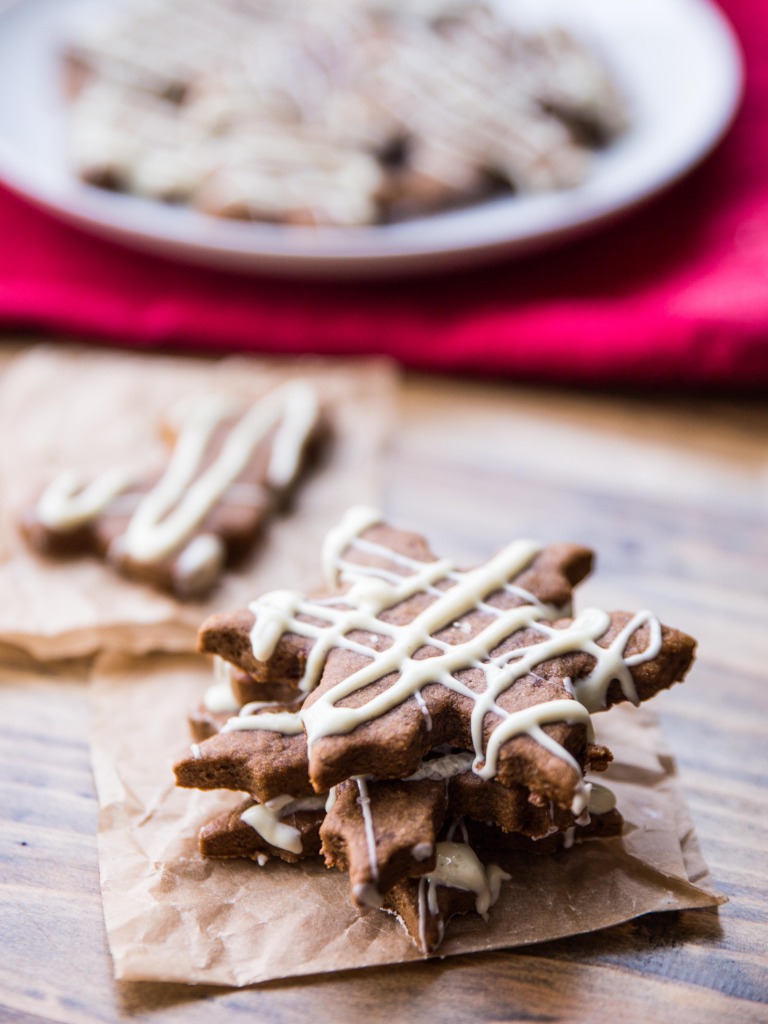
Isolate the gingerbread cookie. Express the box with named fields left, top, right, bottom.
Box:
left=191, top=509, right=692, bottom=808
left=382, top=841, right=509, bottom=953
left=200, top=794, right=326, bottom=865
left=319, top=762, right=615, bottom=906
left=381, top=794, right=624, bottom=954
left=22, top=382, right=325, bottom=598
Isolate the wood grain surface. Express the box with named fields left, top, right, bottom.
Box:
left=2, top=361, right=767, bottom=1024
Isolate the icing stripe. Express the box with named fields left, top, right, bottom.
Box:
left=37, top=467, right=134, bottom=531
left=355, top=776, right=379, bottom=883
left=321, top=505, right=382, bottom=588
left=240, top=803, right=302, bottom=855
left=222, top=711, right=304, bottom=734
left=203, top=656, right=240, bottom=713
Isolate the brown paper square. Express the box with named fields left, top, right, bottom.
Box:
left=0, top=346, right=396, bottom=659
left=90, top=651, right=724, bottom=986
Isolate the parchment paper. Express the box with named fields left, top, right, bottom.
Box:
left=0, top=346, right=396, bottom=659
left=90, top=652, right=724, bottom=986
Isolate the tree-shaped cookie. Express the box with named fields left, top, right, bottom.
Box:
left=22, top=382, right=325, bottom=597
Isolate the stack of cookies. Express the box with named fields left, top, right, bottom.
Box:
left=174, top=508, right=695, bottom=952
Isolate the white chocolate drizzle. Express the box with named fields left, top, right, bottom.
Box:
left=572, top=780, right=591, bottom=820
left=239, top=507, right=663, bottom=794
left=239, top=699, right=293, bottom=715
left=355, top=776, right=379, bottom=884
left=417, top=873, right=433, bottom=952
left=446, top=818, right=469, bottom=845
left=412, top=842, right=434, bottom=862
left=267, top=383, right=320, bottom=488
left=587, top=781, right=617, bottom=816
left=486, top=863, right=512, bottom=905
left=240, top=793, right=326, bottom=855
left=321, top=505, right=382, bottom=588
left=241, top=803, right=302, bottom=854
left=221, top=710, right=304, bottom=735
left=572, top=612, right=662, bottom=711
left=203, top=656, right=240, bottom=713
left=35, top=382, right=319, bottom=566
left=426, top=844, right=492, bottom=914
left=173, top=533, right=225, bottom=595
left=37, top=468, right=135, bottom=532
left=414, top=690, right=433, bottom=732
left=417, top=841, right=507, bottom=950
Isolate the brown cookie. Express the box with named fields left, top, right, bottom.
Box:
left=198, top=608, right=312, bottom=687
left=320, top=757, right=617, bottom=906
left=197, top=529, right=593, bottom=676
left=174, top=728, right=313, bottom=803
left=189, top=657, right=306, bottom=742
left=446, top=764, right=600, bottom=835
left=188, top=704, right=230, bottom=743
left=22, top=384, right=326, bottom=598
left=463, top=805, right=624, bottom=856
left=381, top=803, right=624, bottom=954
left=320, top=777, right=448, bottom=907
left=199, top=795, right=325, bottom=865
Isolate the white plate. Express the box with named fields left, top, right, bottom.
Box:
left=0, top=0, right=743, bottom=277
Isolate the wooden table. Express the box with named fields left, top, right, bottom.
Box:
left=2, top=366, right=767, bottom=1024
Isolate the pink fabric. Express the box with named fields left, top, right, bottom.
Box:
left=1, top=0, right=767, bottom=388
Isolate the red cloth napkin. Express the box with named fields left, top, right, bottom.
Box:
left=1, top=0, right=767, bottom=389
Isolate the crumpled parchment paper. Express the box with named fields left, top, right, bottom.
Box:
left=90, top=651, right=724, bottom=986
left=0, top=346, right=396, bottom=659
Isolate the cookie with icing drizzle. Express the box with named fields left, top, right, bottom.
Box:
left=382, top=801, right=624, bottom=955
left=320, top=756, right=620, bottom=906
left=382, top=839, right=510, bottom=954
left=21, top=382, right=325, bottom=598
left=194, top=508, right=693, bottom=810
left=199, top=794, right=326, bottom=865
left=178, top=523, right=607, bottom=807
left=463, top=800, right=624, bottom=857
left=175, top=726, right=312, bottom=803
left=178, top=731, right=615, bottom=906
left=63, top=0, right=627, bottom=226
left=322, top=777, right=449, bottom=906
